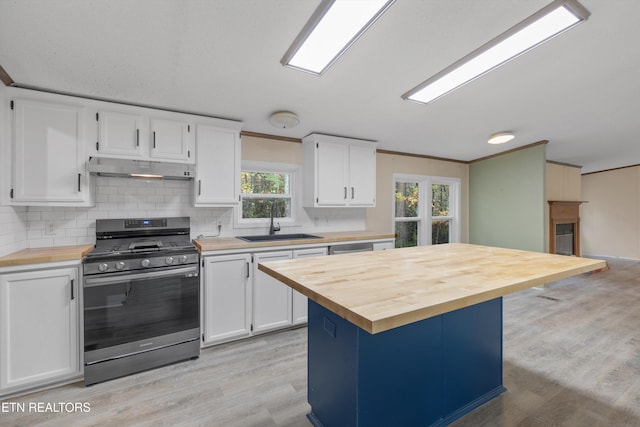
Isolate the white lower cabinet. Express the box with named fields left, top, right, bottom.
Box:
left=0, top=266, right=80, bottom=396
left=202, top=240, right=391, bottom=347
left=252, top=251, right=293, bottom=334
left=373, top=240, right=395, bottom=251
left=202, top=254, right=252, bottom=346
left=292, top=247, right=327, bottom=324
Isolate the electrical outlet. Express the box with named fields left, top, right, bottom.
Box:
left=44, top=222, right=56, bottom=236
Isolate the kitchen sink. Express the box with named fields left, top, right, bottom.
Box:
left=238, top=233, right=321, bottom=242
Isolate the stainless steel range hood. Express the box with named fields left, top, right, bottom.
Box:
left=87, top=157, right=195, bottom=180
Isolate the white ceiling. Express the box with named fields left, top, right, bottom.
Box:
left=1, top=0, right=638, bottom=173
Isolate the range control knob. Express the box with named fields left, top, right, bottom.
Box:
left=141, top=259, right=151, bottom=268
left=178, top=255, right=188, bottom=263
left=98, top=263, right=109, bottom=272
left=115, top=261, right=126, bottom=270
left=165, top=256, right=175, bottom=265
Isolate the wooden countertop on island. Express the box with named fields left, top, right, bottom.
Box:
left=258, top=243, right=607, bottom=334
left=0, top=245, right=94, bottom=268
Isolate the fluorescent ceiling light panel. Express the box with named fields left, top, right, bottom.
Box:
left=281, top=0, right=395, bottom=75
left=402, top=0, right=590, bottom=104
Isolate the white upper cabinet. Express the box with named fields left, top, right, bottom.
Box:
left=150, top=117, right=192, bottom=162
left=348, top=142, right=377, bottom=206
left=303, top=133, right=377, bottom=207
left=193, top=122, right=241, bottom=207
left=9, top=90, right=93, bottom=207
left=96, top=109, right=146, bottom=157
left=92, top=102, right=195, bottom=164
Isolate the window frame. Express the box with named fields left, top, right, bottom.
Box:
left=393, top=174, right=461, bottom=246
left=236, top=161, right=300, bottom=228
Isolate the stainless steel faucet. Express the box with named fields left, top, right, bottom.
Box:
left=269, top=201, right=281, bottom=235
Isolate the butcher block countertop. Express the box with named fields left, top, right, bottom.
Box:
left=258, top=243, right=607, bottom=334
left=195, top=231, right=395, bottom=252
left=0, top=244, right=94, bottom=267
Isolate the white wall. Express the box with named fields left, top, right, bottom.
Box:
left=581, top=166, right=640, bottom=259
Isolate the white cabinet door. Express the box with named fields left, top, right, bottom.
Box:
left=292, top=247, right=327, bottom=324
left=253, top=251, right=292, bottom=334
left=150, top=117, right=193, bottom=162
left=373, top=240, right=395, bottom=251
left=202, top=254, right=252, bottom=346
left=11, top=98, right=90, bottom=205
left=316, top=140, right=349, bottom=206
left=194, top=124, right=240, bottom=206
left=303, top=134, right=376, bottom=208
left=348, top=143, right=376, bottom=207
left=96, top=109, right=146, bottom=157
left=0, top=267, right=79, bottom=395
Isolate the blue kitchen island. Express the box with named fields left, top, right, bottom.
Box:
left=258, top=244, right=606, bottom=426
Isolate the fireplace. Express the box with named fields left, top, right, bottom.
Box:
left=549, top=201, right=583, bottom=256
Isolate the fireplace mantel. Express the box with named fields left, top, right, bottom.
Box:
left=548, top=201, right=585, bottom=256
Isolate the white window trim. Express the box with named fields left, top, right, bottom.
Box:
left=235, top=161, right=301, bottom=229
left=393, top=174, right=461, bottom=246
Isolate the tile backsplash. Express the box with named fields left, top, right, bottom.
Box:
left=0, top=205, right=27, bottom=256
left=1, top=176, right=366, bottom=255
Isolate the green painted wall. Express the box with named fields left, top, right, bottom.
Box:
left=469, top=144, right=546, bottom=252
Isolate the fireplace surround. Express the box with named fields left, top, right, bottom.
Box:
left=548, top=201, right=584, bottom=256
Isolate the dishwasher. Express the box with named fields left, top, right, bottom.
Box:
left=328, top=242, right=374, bottom=255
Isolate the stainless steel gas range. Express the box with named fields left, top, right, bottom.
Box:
left=82, top=217, right=200, bottom=385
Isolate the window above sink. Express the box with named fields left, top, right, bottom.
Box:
left=237, top=161, right=301, bottom=229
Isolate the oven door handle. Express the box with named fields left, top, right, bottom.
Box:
left=84, top=266, right=199, bottom=287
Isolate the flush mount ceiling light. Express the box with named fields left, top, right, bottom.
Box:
left=269, top=111, right=300, bottom=129
left=281, top=0, right=395, bottom=75
left=402, top=0, right=590, bottom=105
left=488, top=132, right=515, bottom=145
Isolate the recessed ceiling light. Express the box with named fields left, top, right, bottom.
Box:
left=488, top=132, right=515, bottom=145
left=402, top=0, right=590, bottom=105
left=281, top=0, right=395, bottom=75
left=269, top=111, right=300, bottom=129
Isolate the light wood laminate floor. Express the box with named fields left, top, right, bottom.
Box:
left=2, top=257, right=640, bottom=426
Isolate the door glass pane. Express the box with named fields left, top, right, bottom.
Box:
left=432, top=184, right=450, bottom=217
left=432, top=220, right=450, bottom=245
left=395, top=182, right=419, bottom=218
left=395, top=221, right=419, bottom=248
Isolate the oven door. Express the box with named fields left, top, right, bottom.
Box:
left=83, top=265, right=199, bottom=364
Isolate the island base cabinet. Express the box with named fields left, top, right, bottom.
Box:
left=0, top=267, right=79, bottom=396
left=307, top=298, right=505, bottom=427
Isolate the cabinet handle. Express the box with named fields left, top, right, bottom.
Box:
left=344, top=187, right=347, bottom=199
left=351, top=187, right=354, bottom=199
left=136, top=129, right=140, bottom=147
left=153, top=131, right=156, bottom=148
left=71, top=279, right=75, bottom=300
left=77, top=174, right=81, bottom=192
left=246, top=262, right=250, bottom=278
left=198, top=179, right=202, bottom=196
